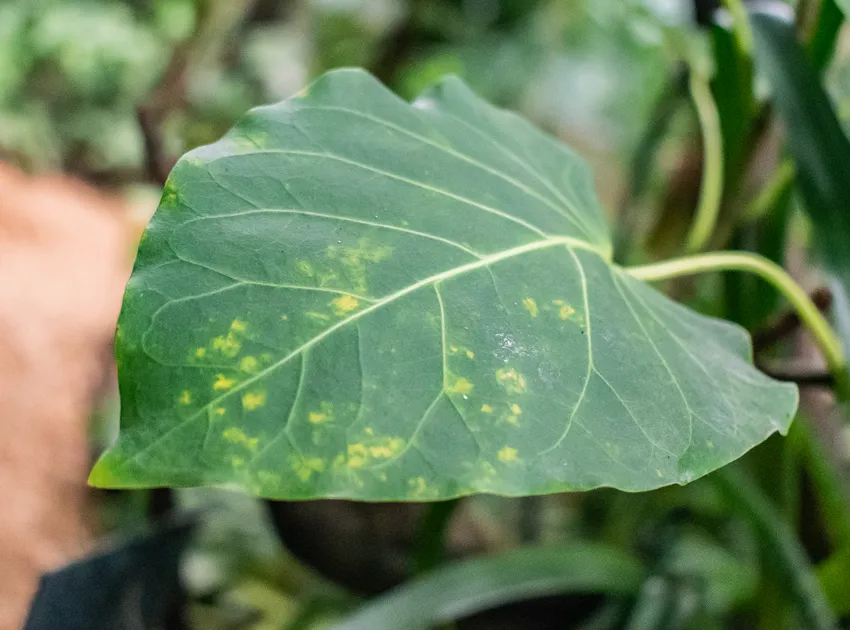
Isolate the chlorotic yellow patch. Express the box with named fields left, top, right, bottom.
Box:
left=230, top=319, right=247, bottom=333
left=240, top=356, right=259, bottom=373
left=496, top=368, right=527, bottom=394
left=194, top=347, right=207, bottom=359
left=554, top=300, right=576, bottom=320
left=480, top=404, right=493, bottom=413
left=522, top=297, right=539, bottom=317
left=223, top=427, right=259, bottom=451
left=291, top=455, right=325, bottom=481
left=448, top=376, right=474, bottom=395
left=331, top=294, right=360, bottom=316
left=510, top=403, right=522, bottom=415
left=466, top=350, right=475, bottom=359
left=498, top=446, right=518, bottom=463
left=179, top=390, right=192, bottom=405
left=409, top=476, right=429, bottom=496
left=346, top=437, right=405, bottom=468
left=242, top=391, right=267, bottom=410
left=309, top=402, right=334, bottom=424
left=214, top=407, right=226, bottom=416
left=212, top=334, right=241, bottom=357
left=347, top=443, right=368, bottom=468
left=213, top=374, right=236, bottom=391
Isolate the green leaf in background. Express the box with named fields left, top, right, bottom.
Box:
left=830, top=0, right=850, bottom=24
left=331, top=543, right=644, bottom=630
left=750, top=13, right=850, bottom=351
left=90, top=69, right=797, bottom=500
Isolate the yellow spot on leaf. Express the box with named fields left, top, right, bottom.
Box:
left=280, top=314, right=288, bottom=321
left=331, top=294, right=360, bottom=315
left=242, top=391, right=267, bottom=411
left=231, top=456, right=245, bottom=468
left=450, top=345, right=459, bottom=353
left=448, top=377, right=473, bottom=395
left=230, top=319, right=247, bottom=333
left=481, top=404, right=493, bottom=414
left=291, top=455, right=325, bottom=481
left=369, top=437, right=405, bottom=459
left=309, top=401, right=334, bottom=424
left=496, top=368, right=527, bottom=394
left=506, top=415, right=519, bottom=426
left=409, top=476, right=429, bottom=495
left=347, top=443, right=368, bottom=468
left=466, top=350, right=475, bottom=359
left=498, top=446, right=518, bottom=463
left=212, top=334, right=241, bottom=357
left=194, top=347, right=207, bottom=359
left=326, top=239, right=393, bottom=293
left=554, top=300, right=576, bottom=320
left=510, top=403, right=522, bottom=415
left=346, top=437, right=405, bottom=468
left=240, top=356, right=259, bottom=373
left=223, top=427, right=259, bottom=451
left=213, top=374, right=236, bottom=391
left=657, top=470, right=663, bottom=478
left=214, top=407, right=226, bottom=416
left=179, top=390, right=192, bottom=405
left=523, top=297, right=539, bottom=317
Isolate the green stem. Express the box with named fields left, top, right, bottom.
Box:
left=685, top=68, right=724, bottom=253
left=722, top=0, right=755, bottom=57
left=626, top=251, right=848, bottom=392
left=412, top=499, right=461, bottom=573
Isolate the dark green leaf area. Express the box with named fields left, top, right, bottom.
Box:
left=91, top=69, right=797, bottom=499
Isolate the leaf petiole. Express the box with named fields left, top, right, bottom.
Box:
left=626, top=251, right=849, bottom=396
left=685, top=65, right=725, bottom=253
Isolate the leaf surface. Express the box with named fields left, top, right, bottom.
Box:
left=90, top=69, right=797, bottom=499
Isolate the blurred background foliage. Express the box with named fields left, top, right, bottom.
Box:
left=8, top=0, right=850, bottom=629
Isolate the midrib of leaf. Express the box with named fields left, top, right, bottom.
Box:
left=130, top=235, right=609, bottom=464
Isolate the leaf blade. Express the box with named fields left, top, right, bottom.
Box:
left=331, top=543, right=645, bottom=630
left=91, top=69, right=797, bottom=499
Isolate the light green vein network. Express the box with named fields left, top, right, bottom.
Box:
left=90, top=68, right=798, bottom=500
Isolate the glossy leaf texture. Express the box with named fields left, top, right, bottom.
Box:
left=331, top=543, right=644, bottom=630
left=90, top=69, right=798, bottom=500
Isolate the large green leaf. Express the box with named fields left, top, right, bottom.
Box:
left=331, top=543, right=644, bottom=630
left=90, top=69, right=797, bottom=500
